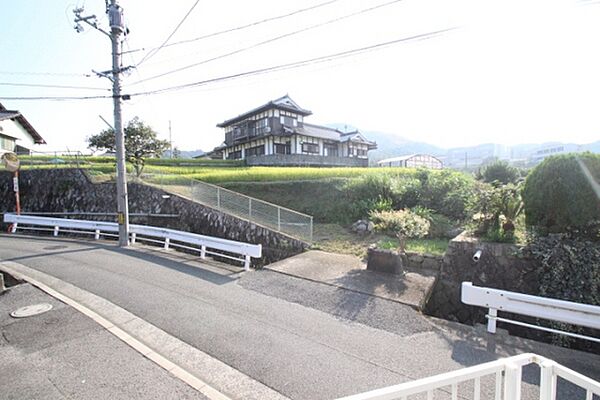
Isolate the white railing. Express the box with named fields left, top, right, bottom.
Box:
left=337, top=353, right=600, bottom=400
left=4, top=214, right=261, bottom=270
left=461, top=282, right=600, bottom=343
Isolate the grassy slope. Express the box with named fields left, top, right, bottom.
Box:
left=21, top=157, right=454, bottom=255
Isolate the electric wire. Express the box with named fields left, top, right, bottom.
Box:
left=0, top=82, right=110, bottom=91
left=135, top=0, right=201, bottom=67
left=0, top=27, right=456, bottom=101
left=137, top=0, right=344, bottom=55
left=129, top=0, right=405, bottom=86
left=0, top=71, right=93, bottom=78
left=131, top=27, right=456, bottom=96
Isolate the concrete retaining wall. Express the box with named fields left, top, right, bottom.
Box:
left=0, top=169, right=307, bottom=266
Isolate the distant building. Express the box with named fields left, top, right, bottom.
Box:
left=377, top=154, right=443, bottom=169
left=0, top=103, right=45, bottom=155
left=213, top=95, right=377, bottom=167
left=528, top=144, right=582, bottom=165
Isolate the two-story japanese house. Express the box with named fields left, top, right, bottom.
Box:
left=212, top=95, right=377, bottom=167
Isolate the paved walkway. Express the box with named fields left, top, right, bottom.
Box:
left=1, top=234, right=599, bottom=400
left=266, top=250, right=437, bottom=310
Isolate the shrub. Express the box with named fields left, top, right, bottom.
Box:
left=343, top=169, right=476, bottom=222
left=411, top=206, right=456, bottom=238
left=369, top=209, right=430, bottom=239
left=479, top=160, right=520, bottom=185
left=418, top=169, right=477, bottom=220
left=470, top=182, right=524, bottom=242
left=522, top=153, right=600, bottom=232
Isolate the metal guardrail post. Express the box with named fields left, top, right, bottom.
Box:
left=488, top=308, right=497, bottom=333
left=309, top=216, right=313, bottom=242
left=540, top=361, right=557, bottom=400
left=503, top=363, right=522, bottom=400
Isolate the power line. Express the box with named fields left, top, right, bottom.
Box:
left=133, top=27, right=457, bottom=96
left=0, top=70, right=93, bottom=78
left=0, top=27, right=456, bottom=102
left=0, top=94, right=111, bottom=101
left=135, top=0, right=200, bottom=67
left=138, top=0, right=344, bottom=54
left=0, top=82, right=110, bottom=91
left=129, top=0, right=405, bottom=86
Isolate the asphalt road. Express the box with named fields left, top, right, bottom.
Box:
left=0, top=283, right=207, bottom=400
left=1, top=234, right=599, bottom=400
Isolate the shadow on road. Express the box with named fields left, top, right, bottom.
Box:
left=1, top=234, right=240, bottom=286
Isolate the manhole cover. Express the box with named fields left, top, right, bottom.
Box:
left=10, top=303, right=53, bottom=318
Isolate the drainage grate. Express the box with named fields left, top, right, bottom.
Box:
left=10, top=303, right=53, bottom=318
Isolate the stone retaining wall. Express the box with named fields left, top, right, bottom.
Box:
left=0, top=169, right=307, bottom=266
left=425, top=233, right=538, bottom=323
left=366, top=247, right=443, bottom=275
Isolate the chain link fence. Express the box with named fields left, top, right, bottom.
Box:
left=146, top=175, right=313, bottom=242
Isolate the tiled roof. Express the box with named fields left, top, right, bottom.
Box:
left=296, top=123, right=342, bottom=141
left=0, top=111, right=21, bottom=121
left=217, top=95, right=312, bottom=128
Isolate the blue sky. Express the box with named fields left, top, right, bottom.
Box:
left=2, top=0, right=600, bottom=153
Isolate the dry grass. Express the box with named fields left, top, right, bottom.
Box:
left=311, top=223, right=449, bottom=258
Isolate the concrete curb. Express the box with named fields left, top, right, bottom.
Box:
left=0, top=261, right=288, bottom=400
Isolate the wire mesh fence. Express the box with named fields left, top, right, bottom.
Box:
left=148, top=175, right=313, bottom=243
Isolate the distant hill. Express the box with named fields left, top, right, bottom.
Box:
left=325, top=123, right=444, bottom=163
left=326, top=123, right=600, bottom=167
left=363, top=130, right=445, bottom=162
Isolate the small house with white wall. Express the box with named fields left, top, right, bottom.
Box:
left=0, top=103, right=45, bottom=155
left=213, top=95, right=377, bottom=167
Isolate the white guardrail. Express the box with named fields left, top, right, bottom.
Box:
left=337, top=353, right=600, bottom=400
left=4, top=214, right=261, bottom=271
left=461, top=282, right=600, bottom=343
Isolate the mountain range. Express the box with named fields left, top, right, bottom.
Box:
left=326, top=123, right=600, bottom=166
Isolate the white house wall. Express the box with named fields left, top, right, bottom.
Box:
left=0, top=119, right=35, bottom=149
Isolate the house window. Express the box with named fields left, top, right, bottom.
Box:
left=246, top=145, right=265, bottom=157
left=274, top=143, right=290, bottom=155
left=302, top=143, right=319, bottom=154
left=256, top=118, right=270, bottom=135
left=228, top=150, right=242, bottom=160
left=0, top=135, right=15, bottom=151
left=324, top=143, right=338, bottom=157
left=280, top=116, right=297, bottom=127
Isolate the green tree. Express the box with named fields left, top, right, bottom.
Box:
left=478, top=160, right=519, bottom=186
left=522, top=152, right=600, bottom=232
left=88, top=117, right=169, bottom=177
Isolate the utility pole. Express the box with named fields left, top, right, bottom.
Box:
left=74, top=1, right=130, bottom=247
